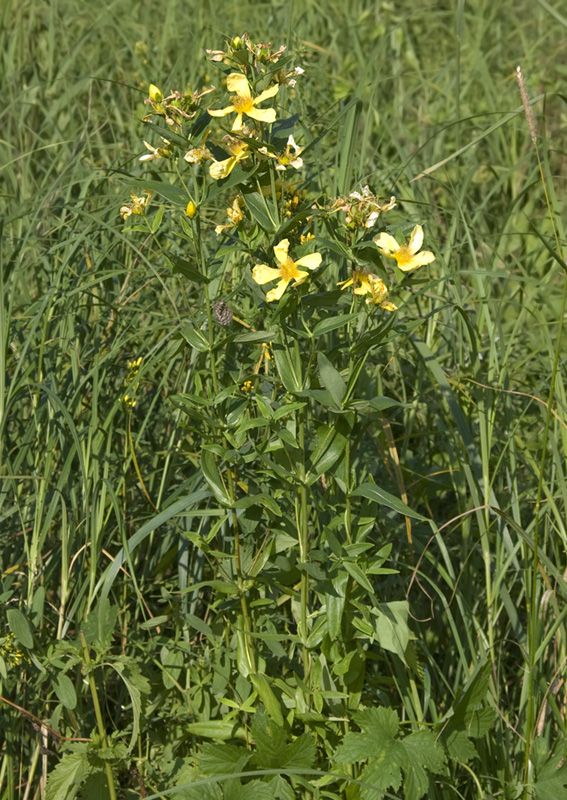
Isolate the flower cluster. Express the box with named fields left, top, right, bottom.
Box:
left=0, top=632, right=23, bottom=669
left=121, top=34, right=436, bottom=310
left=120, top=357, right=143, bottom=409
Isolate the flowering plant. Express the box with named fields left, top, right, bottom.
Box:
left=119, top=33, right=441, bottom=800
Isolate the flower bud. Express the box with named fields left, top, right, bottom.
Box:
left=186, top=200, right=197, bottom=219
left=149, top=83, right=163, bottom=102
left=232, top=36, right=241, bottom=48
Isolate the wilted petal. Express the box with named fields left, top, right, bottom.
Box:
left=252, top=264, right=282, bottom=285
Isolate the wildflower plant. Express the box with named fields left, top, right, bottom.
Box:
left=108, top=32, right=456, bottom=800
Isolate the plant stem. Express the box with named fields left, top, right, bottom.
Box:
left=80, top=632, right=117, bottom=800
left=298, top=403, right=310, bottom=682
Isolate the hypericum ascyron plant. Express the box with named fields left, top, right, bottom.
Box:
left=111, top=32, right=449, bottom=800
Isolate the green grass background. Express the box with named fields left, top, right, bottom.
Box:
left=2, top=0, right=567, bottom=797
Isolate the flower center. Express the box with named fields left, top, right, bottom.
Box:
left=395, top=245, right=411, bottom=267
left=280, top=256, right=299, bottom=280
left=231, top=95, right=254, bottom=114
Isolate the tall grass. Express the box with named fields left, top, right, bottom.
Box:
left=1, top=0, right=567, bottom=798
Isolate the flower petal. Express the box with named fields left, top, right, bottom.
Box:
left=291, top=268, right=309, bottom=286
left=254, top=83, right=280, bottom=104
left=252, top=264, right=282, bottom=285
left=408, top=225, right=424, bottom=254
left=295, top=252, right=322, bottom=270
left=396, top=250, right=435, bottom=272
left=266, top=278, right=290, bottom=302
left=373, top=232, right=400, bottom=255
left=226, top=73, right=251, bottom=98
left=209, top=157, right=236, bottom=180
left=246, top=107, right=277, bottom=124
left=208, top=105, right=236, bottom=117
left=273, top=239, right=290, bottom=264
left=231, top=113, right=244, bottom=132
left=337, top=277, right=354, bottom=290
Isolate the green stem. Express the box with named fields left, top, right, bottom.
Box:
left=80, top=632, right=117, bottom=800
left=298, top=404, right=310, bottom=682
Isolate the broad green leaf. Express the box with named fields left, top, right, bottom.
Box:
left=312, top=313, right=359, bottom=337
left=54, top=673, right=77, bottom=710
left=7, top=608, right=33, bottom=649
left=79, top=771, right=109, bottom=800
left=232, top=330, right=276, bottom=343
left=149, top=203, right=165, bottom=233
left=351, top=483, right=427, bottom=521
left=317, top=352, right=346, bottom=408
left=46, top=747, right=92, bottom=800
left=272, top=342, right=302, bottom=392
left=233, top=493, right=281, bottom=516
left=327, top=570, right=349, bottom=640
left=199, top=742, right=251, bottom=775
left=182, top=327, right=210, bottom=352
left=243, top=191, right=276, bottom=231
left=251, top=710, right=288, bottom=767
left=168, top=255, right=210, bottom=283
left=250, top=673, right=284, bottom=727
left=374, top=601, right=410, bottom=661
left=307, top=420, right=349, bottom=481
left=186, top=721, right=246, bottom=740
left=110, top=659, right=150, bottom=753
left=534, top=753, right=567, bottom=800
left=185, top=612, right=213, bottom=637
left=224, top=779, right=274, bottom=800
left=343, top=560, right=374, bottom=594
left=201, top=449, right=231, bottom=505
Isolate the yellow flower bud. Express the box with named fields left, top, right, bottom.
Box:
left=149, top=83, right=163, bottom=102
left=232, top=36, right=242, bottom=48
left=186, top=201, right=197, bottom=219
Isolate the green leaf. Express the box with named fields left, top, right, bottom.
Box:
left=199, top=742, right=251, bottom=776
left=281, top=732, right=316, bottom=769
left=186, top=721, right=246, bottom=740
left=233, top=494, right=281, bottom=516
left=46, top=746, right=92, bottom=800
left=7, top=608, right=33, bottom=649
left=169, top=255, right=210, bottom=283
left=182, top=327, right=210, bottom=352
left=79, top=771, right=109, bottom=800
left=185, top=612, right=214, bottom=638
left=317, top=353, right=346, bottom=408
left=272, top=342, right=302, bottom=393
left=250, top=673, right=284, bottom=727
left=243, top=191, right=276, bottom=231
left=149, top=203, right=165, bottom=233
left=312, top=313, right=359, bottom=337
left=402, top=731, right=446, bottom=800
left=534, top=752, right=567, bottom=800
left=224, top=779, right=274, bottom=800
left=251, top=710, right=288, bottom=767
left=374, top=601, right=410, bottom=661
left=110, top=659, right=150, bottom=753
left=201, top=449, right=231, bottom=505
left=54, top=673, right=77, bottom=710
left=343, top=560, right=374, bottom=594
left=351, top=483, right=427, bottom=521
left=307, top=419, right=349, bottom=481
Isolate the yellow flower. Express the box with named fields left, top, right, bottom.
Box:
left=209, top=140, right=250, bottom=180
left=253, top=239, right=321, bottom=303
left=373, top=225, right=435, bottom=272
left=208, top=73, right=279, bottom=132
left=148, top=83, right=163, bottom=102
left=338, top=269, right=397, bottom=310
left=186, top=201, right=197, bottom=219
left=120, top=191, right=152, bottom=219
left=259, top=135, right=303, bottom=171
left=215, top=196, right=244, bottom=235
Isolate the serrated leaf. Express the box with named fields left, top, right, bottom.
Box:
left=46, top=747, right=92, bottom=800
left=110, top=660, right=150, bottom=753
left=7, top=608, right=33, bottom=649
left=534, top=752, right=567, bottom=800
left=251, top=710, right=288, bottom=767
left=280, top=732, right=316, bottom=769
left=267, top=774, right=294, bottom=800
left=402, top=731, right=446, bottom=800
left=224, top=779, right=274, bottom=800
left=199, top=743, right=251, bottom=776
left=79, top=770, right=109, bottom=800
